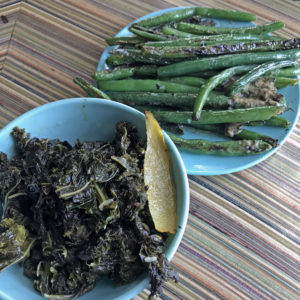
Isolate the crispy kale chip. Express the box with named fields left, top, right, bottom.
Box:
left=0, top=122, right=177, bottom=299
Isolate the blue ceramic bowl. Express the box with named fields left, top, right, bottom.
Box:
left=0, top=98, right=189, bottom=300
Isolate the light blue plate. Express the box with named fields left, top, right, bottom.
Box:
left=97, top=7, right=300, bottom=176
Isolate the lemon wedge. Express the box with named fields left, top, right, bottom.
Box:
left=144, top=111, right=177, bottom=234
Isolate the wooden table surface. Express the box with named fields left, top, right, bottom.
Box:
left=0, top=1, right=299, bottom=299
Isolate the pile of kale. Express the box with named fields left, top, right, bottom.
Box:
left=0, top=122, right=178, bottom=299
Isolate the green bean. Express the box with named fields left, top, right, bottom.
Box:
left=193, top=65, right=255, bottom=120
left=106, top=91, right=230, bottom=108
left=134, top=65, right=158, bottom=77
left=162, top=26, right=199, bottom=38
left=191, top=70, right=220, bottom=78
left=98, top=79, right=202, bottom=93
left=133, top=7, right=255, bottom=29
left=187, top=124, right=278, bottom=147
left=274, top=76, right=300, bottom=89
left=106, top=91, right=281, bottom=109
left=106, top=54, right=136, bottom=67
left=162, top=76, right=206, bottom=87
left=187, top=124, right=224, bottom=134
left=129, top=25, right=170, bottom=41
left=168, top=134, right=272, bottom=156
left=194, top=7, right=256, bottom=22
left=269, top=66, right=300, bottom=77
left=233, top=128, right=278, bottom=147
left=73, top=78, right=111, bottom=100
left=93, top=67, right=135, bottom=81
left=132, top=8, right=196, bottom=28
left=247, top=116, right=291, bottom=128
left=142, top=34, right=284, bottom=47
left=108, top=49, right=173, bottom=66
left=228, top=60, right=297, bottom=96
left=151, top=106, right=283, bottom=125
left=176, top=21, right=284, bottom=35
left=93, top=65, right=157, bottom=80
left=143, top=39, right=300, bottom=59
left=106, top=36, right=146, bottom=46
left=192, top=65, right=300, bottom=79
left=157, top=48, right=300, bottom=77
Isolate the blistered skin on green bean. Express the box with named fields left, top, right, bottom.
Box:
left=132, top=8, right=196, bottom=28
left=98, top=79, right=202, bottom=93
left=108, top=49, right=173, bottom=66
left=228, top=60, right=297, bottom=96
left=142, top=39, right=300, bottom=59
left=168, top=134, right=272, bottom=156
left=157, top=48, right=300, bottom=77
left=152, top=106, right=283, bottom=125
left=193, top=65, right=255, bottom=120
left=142, top=34, right=284, bottom=47
left=176, top=21, right=284, bottom=35
left=105, top=91, right=230, bottom=108
left=106, top=91, right=278, bottom=110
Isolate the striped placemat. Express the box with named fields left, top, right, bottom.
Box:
left=0, top=1, right=299, bottom=299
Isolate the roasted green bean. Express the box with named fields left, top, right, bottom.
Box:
left=168, top=134, right=272, bottom=156
left=157, top=48, right=300, bottom=77
left=152, top=106, right=283, bottom=125
left=98, top=79, right=202, bottom=93
left=73, top=78, right=111, bottom=100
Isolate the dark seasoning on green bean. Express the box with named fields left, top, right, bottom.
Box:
left=74, top=7, right=300, bottom=157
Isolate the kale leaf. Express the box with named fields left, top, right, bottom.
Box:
left=0, top=122, right=177, bottom=299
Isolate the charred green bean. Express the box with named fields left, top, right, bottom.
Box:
left=106, top=36, right=146, bottom=46
left=168, top=134, right=272, bottom=156
left=143, top=39, right=300, bottom=59
left=73, top=78, right=111, bottom=100
left=98, top=79, right=202, bottom=93
left=157, top=48, right=300, bottom=77
left=152, top=106, right=283, bottom=125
